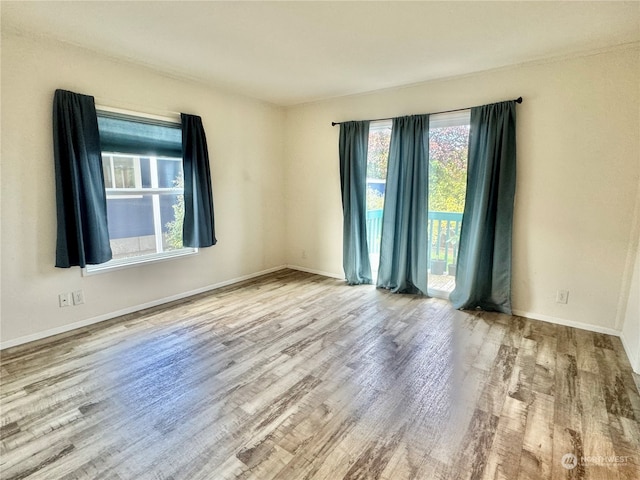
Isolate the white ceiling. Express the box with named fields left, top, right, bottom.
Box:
left=3, top=1, right=639, bottom=106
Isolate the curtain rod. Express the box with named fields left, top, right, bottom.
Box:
left=331, top=97, right=522, bottom=126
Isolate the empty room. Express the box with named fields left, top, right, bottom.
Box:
left=1, top=1, right=639, bottom=479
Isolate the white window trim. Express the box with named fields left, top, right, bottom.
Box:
left=82, top=248, right=198, bottom=276
left=430, top=109, right=471, bottom=128
left=95, top=104, right=180, bottom=125
left=369, top=119, right=392, bottom=133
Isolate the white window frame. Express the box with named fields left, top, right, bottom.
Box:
left=83, top=107, right=198, bottom=275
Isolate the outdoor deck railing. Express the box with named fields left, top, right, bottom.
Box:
left=365, top=209, right=384, bottom=256
left=366, top=209, right=463, bottom=274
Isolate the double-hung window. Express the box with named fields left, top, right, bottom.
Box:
left=85, top=109, right=197, bottom=273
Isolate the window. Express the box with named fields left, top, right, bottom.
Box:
left=85, top=109, right=196, bottom=273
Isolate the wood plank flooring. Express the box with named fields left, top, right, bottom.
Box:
left=1, top=269, right=638, bottom=480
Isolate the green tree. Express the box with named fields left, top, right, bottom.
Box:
left=363, top=124, right=469, bottom=214
left=367, top=128, right=390, bottom=180
left=366, top=127, right=391, bottom=211
left=164, top=173, right=185, bottom=250
left=428, top=125, right=469, bottom=213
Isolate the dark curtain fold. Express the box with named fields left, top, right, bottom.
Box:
left=450, top=100, right=517, bottom=314
left=181, top=113, right=217, bottom=248
left=377, top=114, right=429, bottom=295
left=339, top=120, right=372, bottom=285
left=53, top=89, right=112, bottom=268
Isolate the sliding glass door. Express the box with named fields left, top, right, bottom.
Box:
left=427, top=111, right=470, bottom=297
left=364, top=112, right=470, bottom=297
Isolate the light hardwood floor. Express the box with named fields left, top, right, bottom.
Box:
left=1, top=269, right=639, bottom=479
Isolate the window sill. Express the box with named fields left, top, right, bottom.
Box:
left=82, top=248, right=198, bottom=276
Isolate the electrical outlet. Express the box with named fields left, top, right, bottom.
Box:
left=73, top=290, right=85, bottom=305
left=59, top=293, right=71, bottom=307
left=302, top=250, right=307, bottom=259
left=556, top=289, right=569, bottom=304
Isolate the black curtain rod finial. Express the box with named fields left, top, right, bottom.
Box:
left=516, top=96, right=523, bottom=104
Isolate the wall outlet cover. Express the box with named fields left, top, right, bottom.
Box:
left=59, top=293, right=71, bottom=307
left=73, top=290, right=85, bottom=305
left=556, top=290, right=569, bottom=304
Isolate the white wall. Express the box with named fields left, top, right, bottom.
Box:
left=1, top=32, right=286, bottom=346
left=621, top=245, right=640, bottom=373
left=621, top=183, right=640, bottom=374
left=284, top=46, right=640, bottom=334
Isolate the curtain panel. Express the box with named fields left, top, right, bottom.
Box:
left=377, top=114, right=430, bottom=295
left=53, top=89, right=112, bottom=268
left=339, top=120, right=373, bottom=285
left=181, top=113, right=217, bottom=248
left=450, top=100, right=517, bottom=314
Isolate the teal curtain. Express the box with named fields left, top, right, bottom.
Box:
left=181, top=114, right=217, bottom=248
left=53, top=89, right=112, bottom=268
left=450, top=100, right=517, bottom=314
left=339, top=121, right=372, bottom=285
left=377, top=114, right=429, bottom=295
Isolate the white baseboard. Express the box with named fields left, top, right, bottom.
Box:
left=0, top=265, right=288, bottom=350
left=512, top=309, right=621, bottom=336
left=286, top=264, right=344, bottom=280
